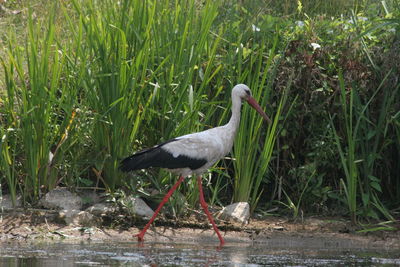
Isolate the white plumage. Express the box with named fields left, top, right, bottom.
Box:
left=162, top=128, right=232, bottom=176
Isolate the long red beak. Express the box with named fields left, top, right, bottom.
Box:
left=247, top=96, right=272, bottom=124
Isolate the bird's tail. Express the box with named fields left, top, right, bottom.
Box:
left=119, top=146, right=159, bottom=172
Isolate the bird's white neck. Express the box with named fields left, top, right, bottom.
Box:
left=226, top=94, right=242, bottom=136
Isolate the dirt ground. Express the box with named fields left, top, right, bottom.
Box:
left=1, top=209, right=399, bottom=249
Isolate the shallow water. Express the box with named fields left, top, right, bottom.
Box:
left=0, top=237, right=399, bottom=266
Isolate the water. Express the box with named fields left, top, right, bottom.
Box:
left=0, top=237, right=399, bottom=266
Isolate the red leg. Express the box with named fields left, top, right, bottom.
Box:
left=136, top=175, right=185, bottom=242
left=197, top=176, right=225, bottom=246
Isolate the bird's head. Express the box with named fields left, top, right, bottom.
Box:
left=232, top=84, right=252, bottom=100
left=232, top=84, right=272, bottom=124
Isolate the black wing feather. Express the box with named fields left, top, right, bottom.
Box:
left=120, top=139, right=207, bottom=172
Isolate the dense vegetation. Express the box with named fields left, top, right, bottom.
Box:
left=0, top=0, right=399, bottom=229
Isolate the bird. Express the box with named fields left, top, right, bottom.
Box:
left=120, top=84, right=271, bottom=246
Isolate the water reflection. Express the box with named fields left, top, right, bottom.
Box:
left=0, top=238, right=399, bottom=266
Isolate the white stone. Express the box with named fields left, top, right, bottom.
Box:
left=39, top=188, right=82, bottom=210
left=218, top=202, right=250, bottom=224
left=123, top=196, right=154, bottom=219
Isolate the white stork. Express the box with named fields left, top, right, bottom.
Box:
left=120, top=84, right=271, bottom=246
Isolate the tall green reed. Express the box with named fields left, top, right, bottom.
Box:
left=330, top=72, right=395, bottom=223
left=0, top=7, right=77, bottom=203
left=1, top=47, right=19, bottom=206
left=66, top=0, right=222, bottom=196
left=330, top=73, right=358, bottom=223
left=356, top=76, right=396, bottom=221
left=0, top=125, right=18, bottom=206
left=67, top=0, right=157, bottom=190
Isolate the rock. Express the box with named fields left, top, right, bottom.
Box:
left=77, top=190, right=104, bottom=208
left=0, top=194, right=22, bottom=210
left=86, top=202, right=117, bottom=216
left=39, top=188, right=82, bottom=210
left=123, top=196, right=154, bottom=219
left=218, top=202, right=250, bottom=224
left=58, top=210, right=79, bottom=225
left=273, top=226, right=285, bottom=231
left=58, top=210, right=99, bottom=226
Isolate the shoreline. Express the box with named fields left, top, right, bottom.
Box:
left=1, top=210, right=398, bottom=249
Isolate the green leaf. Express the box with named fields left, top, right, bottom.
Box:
left=370, top=181, right=382, bottom=192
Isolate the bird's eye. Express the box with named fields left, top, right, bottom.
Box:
left=245, top=89, right=251, bottom=96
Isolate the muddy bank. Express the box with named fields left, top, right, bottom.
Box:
left=1, top=210, right=398, bottom=249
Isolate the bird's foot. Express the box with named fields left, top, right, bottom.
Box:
left=215, top=240, right=225, bottom=251
left=134, top=233, right=145, bottom=242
